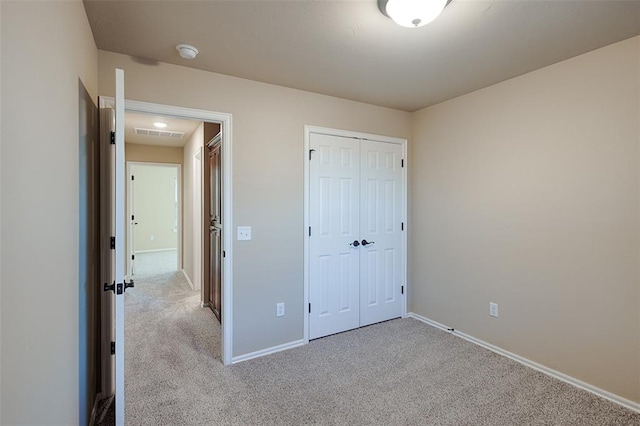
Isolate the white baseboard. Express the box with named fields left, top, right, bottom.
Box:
left=232, top=339, right=306, bottom=364
left=407, top=312, right=640, bottom=414
left=181, top=269, right=195, bottom=291
left=88, top=392, right=102, bottom=426
left=135, top=248, right=178, bottom=254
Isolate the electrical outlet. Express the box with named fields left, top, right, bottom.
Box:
left=237, top=226, right=252, bottom=241
left=276, top=302, right=285, bottom=317
left=489, top=302, right=499, bottom=318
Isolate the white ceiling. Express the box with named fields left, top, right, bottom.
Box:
left=84, top=0, right=640, bottom=112
left=125, top=111, right=201, bottom=147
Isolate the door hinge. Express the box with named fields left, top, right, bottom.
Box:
left=223, top=250, right=226, bottom=258
left=309, top=303, right=311, bottom=313
left=131, top=175, right=134, bottom=181
left=309, top=149, right=316, bottom=160
left=131, top=254, right=135, bottom=260
left=308, top=227, right=311, bottom=237
left=110, top=131, right=115, bottom=145
left=401, top=159, right=404, bottom=168
left=110, top=236, right=115, bottom=250
left=110, top=341, right=115, bottom=355
left=131, top=215, right=135, bottom=221
left=401, top=222, right=404, bottom=231
left=401, top=286, right=404, bottom=295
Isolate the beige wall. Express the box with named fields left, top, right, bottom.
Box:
left=410, top=36, right=640, bottom=403
left=99, top=50, right=412, bottom=356
left=131, top=164, right=179, bottom=252
left=1, top=0, right=98, bottom=423
left=182, top=123, right=204, bottom=289
left=125, top=142, right=183, bottom=164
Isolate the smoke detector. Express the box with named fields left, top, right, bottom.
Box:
left=176, top=44, right=199, bottom=60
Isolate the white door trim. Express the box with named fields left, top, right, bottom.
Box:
left=101, top=97, right=234, bottom=365
left=303, top=125, right=408, bottom=343
left=126, top=161, right=183, bottom=277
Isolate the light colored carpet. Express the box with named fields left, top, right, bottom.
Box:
left=132, top=249, right=178, bottom=277
left=117, top=270, right=640, bottom=425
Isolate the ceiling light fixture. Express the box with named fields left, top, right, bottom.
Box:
left=153, top=122, right=167, bottom=129
left=176, top=43, right=199, bottom=59
left=379, top=0, right=448, bottom=28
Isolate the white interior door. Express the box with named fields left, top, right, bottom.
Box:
left=359, top=140, right=404, bottom=326
left=113, top=68, right=126, bottom=425
left=309, top=133, right=361, bottom=339
left=308, top=132, right=404, bottom=340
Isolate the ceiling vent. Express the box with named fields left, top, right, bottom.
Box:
left=134, top=127, right=185, bottom=138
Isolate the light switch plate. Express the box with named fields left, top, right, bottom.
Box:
left=489, top=302, right=499, bottom=318
left=237, top=226, right=252, bottom=241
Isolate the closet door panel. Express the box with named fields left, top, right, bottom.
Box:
left=359, top=140, right=403, bottom=327
left=309, top=133, right=361, bottom=339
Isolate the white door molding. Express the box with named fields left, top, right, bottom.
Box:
left=303, top=125, right=408, bottom=343
left=101, top=97, right=234, bottom=365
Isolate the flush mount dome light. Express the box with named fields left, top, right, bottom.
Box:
left=176, top=43, right=199, bottom=59
left=379, top=0, right=448, bottom=28
left=153, top=122, right=167, bottom=129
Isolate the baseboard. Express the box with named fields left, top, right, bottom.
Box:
left=201, top=302, right=211, bottom=308
left=231, top=339, right=305, bottom=364
left=135, top=248, right=177, bottom=254
left=181, top=269, right=195, bottom=291
left=88, top=392, right=102, bottom=426
left=407, top=312, right=640, bottom=414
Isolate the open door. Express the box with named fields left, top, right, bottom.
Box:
left=113, top=68, right=129, bottom=425
left=101, top=68, right=129, bottom=425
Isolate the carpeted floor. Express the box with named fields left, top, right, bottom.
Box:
left=131, top=249, right=179, bottom=277
left=97, top=267, right=640, bottom=425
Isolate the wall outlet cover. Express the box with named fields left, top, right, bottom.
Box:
left=276, top=302, right=285, bottom=317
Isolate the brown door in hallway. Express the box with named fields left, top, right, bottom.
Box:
left=208, top=135, right=222, bottom=321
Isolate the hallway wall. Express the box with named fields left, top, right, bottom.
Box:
left=183, top=123, right=204, bottom=290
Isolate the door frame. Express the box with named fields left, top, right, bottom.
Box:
left=303, top=125, right=408, bottom=344
left=126, top=161, right=183, bottom=277
left=100, top=97, right=234, bottom=365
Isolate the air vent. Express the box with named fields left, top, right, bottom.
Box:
left=133, top=127, right=185, bottom=138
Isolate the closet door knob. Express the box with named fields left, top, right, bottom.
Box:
left=350, top=240, right=360, bottom=247
left=361, top=239, right=375, bottom=246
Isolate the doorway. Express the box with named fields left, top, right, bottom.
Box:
left=120, top=100, right=232, bottom=364
left=304, top=126, right=408, bottom=341
left=99, top=97, right=234, bottom=393
left=127, top=162, right=181, bottom=277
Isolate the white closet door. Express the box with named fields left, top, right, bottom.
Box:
left=309, top=133, right=361, bottom=339
left=359, top=140, right=403, bottom=327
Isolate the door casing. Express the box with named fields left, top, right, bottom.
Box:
left=303, top=125, right=408, bottom=343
